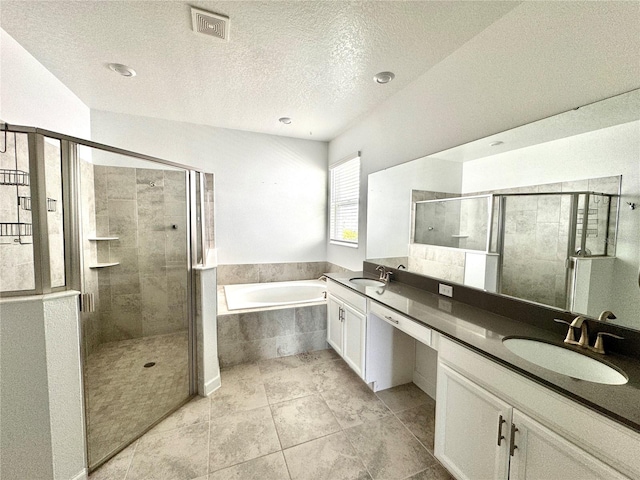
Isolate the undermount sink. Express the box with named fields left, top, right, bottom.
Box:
left=349, top=277, right=386, bottom=287
left=502, top=338, right=628, bottom=385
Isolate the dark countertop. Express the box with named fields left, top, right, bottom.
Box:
left=325, top=272, right=640, bottom=434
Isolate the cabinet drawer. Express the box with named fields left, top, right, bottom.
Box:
left=327, top=280, right=367, bottom=313
left=369, top=301, right=431, bottom=346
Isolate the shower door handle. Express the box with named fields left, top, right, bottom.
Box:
left=80, top=293, right=95, bottom=313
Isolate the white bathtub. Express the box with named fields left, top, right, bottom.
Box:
left=223, top=279, right=327, bottom=311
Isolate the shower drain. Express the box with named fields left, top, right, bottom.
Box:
left=143, top=362, right=156, bottom=368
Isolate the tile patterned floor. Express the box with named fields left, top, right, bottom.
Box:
left=85, top=331, right=190, bottom=467
left=90, top=348, right=453, bottom=480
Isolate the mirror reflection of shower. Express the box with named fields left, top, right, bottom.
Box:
left=411, top=187, right=620, bottom=310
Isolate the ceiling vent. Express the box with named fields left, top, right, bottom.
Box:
left=191, top=7, right=229, bottom=42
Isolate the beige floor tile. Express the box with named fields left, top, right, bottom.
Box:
left=321, top=381, right=390, bottom=429
left=263, top=366, right=318, bottom=404
left=150, top=395, right=210, bottom=434
left=208, top=452, right=290, bottom=480
left=405, top=463, right=455, bottom=480
left=297, top=348, right=340, bottom=365
left=210, top=378, right=269, bottom=419
left=310, top=358, right=362, bottom=392
left=376, top=383, right=431, bottom=413
left=345, top=416, right=435, bottom=480
left=284, top=432, right=371, bottom=480
left=220, top=362, right=262, bottom=384
left=271, top=394, right=341, bottom=448
left=394, top=400, right=436, bottom=452
left=126, top=422, right=209, bottom=480
left=88, top=441, right=137, bottom=480
left=85, top=331, right=190, bottom=466
left=258, top=355, right=305, bottom=377
left=208, top=406, right=281, bottom=473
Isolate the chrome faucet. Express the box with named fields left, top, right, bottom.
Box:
left=598, top=310, right=616, bottom=321
left=376, top=265, right=393, bottom=283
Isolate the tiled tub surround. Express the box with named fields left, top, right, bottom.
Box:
left=332, top=268, right=640, bottom=437
left=90, top=350, right=453, bottom=480
left=217, top=261, right=350, bottom=285
left=92, top=165, right=189, bottom=343
left=217, top=301, right=328, bottom=367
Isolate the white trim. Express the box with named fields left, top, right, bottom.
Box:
left=70, top=468, right=88, bottom=480
left=413, top=368, right=436, bottom=399
left=329, top=150, right=361, bottom=168
left=329, top=240, right=359, bottom=248
left=202, top=373, right=221, bottom=396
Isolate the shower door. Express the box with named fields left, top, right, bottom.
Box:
left=76, top=144, right=194, bottom=469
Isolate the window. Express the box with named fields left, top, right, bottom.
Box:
left=329, top=153, right=360, bottom=246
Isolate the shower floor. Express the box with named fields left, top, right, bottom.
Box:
left=84, top=330, right=190, bottom=468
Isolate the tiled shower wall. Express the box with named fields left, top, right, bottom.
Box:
left=93, top=166, right=189, bottom=343
left=497, top=176, right=620, bottom=308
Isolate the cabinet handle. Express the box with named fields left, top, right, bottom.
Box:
left=509, top=423, right=519, bottom=456
left=497, top=415, right=506, bottom=446
left=384, top=315, right=399, bottom=325
left=339, top=307, right=344, bottom=322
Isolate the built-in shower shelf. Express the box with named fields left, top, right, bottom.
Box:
left=89, top=262, right=120, bottom=269
left=88, top=236, right=119, bottom=241
left=451, top=234, right=469, bottom=238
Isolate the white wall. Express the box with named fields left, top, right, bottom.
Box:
left=327, top=1, right=640, bottom=271
left=0, top=29, right=90, bottom=138
left=462, top=122, right=640, bottom=329
left=90, top=110, right=328, bottom=266
left=0, top=292, right=86, bottom=480
left=367, top=157, right=462, bottom=260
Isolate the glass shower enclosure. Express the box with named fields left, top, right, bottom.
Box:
left=0, top=124, right=212, bottom=471
left=413, top=190, right=619, bottom=310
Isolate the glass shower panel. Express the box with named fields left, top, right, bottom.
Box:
left=500, top=194, right=571, bottom=309
left=44, top=137, right=65, bottom=288
left=583, top=193, right=613, bottom=256
left=0, top=132, right=35, bottom=292
left=414, top=196, right=490, bottom=251
left=78, top=145, right=191, bottom=469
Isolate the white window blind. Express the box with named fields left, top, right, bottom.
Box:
left=329, top=154, right=360, bottom=246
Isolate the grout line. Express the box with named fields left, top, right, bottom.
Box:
left=122, top=440, right=138, bottom=480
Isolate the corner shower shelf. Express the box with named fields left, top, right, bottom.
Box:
left=0, top=169, right=29, bottom=186
left=18, top=196, right=58, bottom=212
left=89, top=262, right=120, bottom=269
left=88, top=236, right=119, bottom=241
left=0, top=222, right=33, bottom=237
left=451, top=234, right=469, bottom=238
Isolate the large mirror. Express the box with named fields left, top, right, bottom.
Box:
left=367, top=89, right=640, bottom=330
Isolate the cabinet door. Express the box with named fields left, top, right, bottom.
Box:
left=510, top=410, right=628, bottom=480
left=435, top=363, right=511, bottom=480
left=327, top=294, right=343, bottom=356
left=342, top=303, right=366, bottom=378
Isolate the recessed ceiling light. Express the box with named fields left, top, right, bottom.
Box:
left=373, top=71, right=395, bottom=84
left=279, top=117, right=292, bottom=125
left=490, top=141, right=504, bottom=147
left=107, top=63, right=136, bottom=77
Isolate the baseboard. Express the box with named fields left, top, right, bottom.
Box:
left=201, top=373, right=221, bottom=396
left=413, top=369, right=436, bottom=400
left=70, top=468, right=88, bottom=480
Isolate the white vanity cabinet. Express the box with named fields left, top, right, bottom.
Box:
left=435, top=337, right=635, bottom=480
left=326, top=280, right=367, bottom=378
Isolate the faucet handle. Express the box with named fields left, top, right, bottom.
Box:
left=591, top=332, right=625, bottom=354
left=554, top=319, right=578, bottom=345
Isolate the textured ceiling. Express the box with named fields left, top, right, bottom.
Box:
left=0, top=1, right=518, bottom=141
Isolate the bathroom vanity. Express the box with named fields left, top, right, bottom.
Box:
left=324, top=272, right=640, bottom=480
